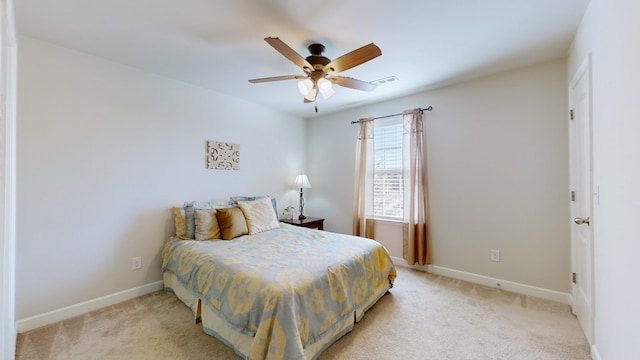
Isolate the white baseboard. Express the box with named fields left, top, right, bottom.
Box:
left=16, top=261, right=575, bottom=333
left=16, top=281, right=163, bottom=333
left=391, top=256, right=572, bottom=305
left=590, top=345, right=601, bottom=360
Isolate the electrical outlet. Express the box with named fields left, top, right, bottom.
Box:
left=132, top=256, right=142, bottom=270
left=490, top=249, right=500, bottom=262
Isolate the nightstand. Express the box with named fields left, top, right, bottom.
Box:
left=280, top=217, right=324, bottom=230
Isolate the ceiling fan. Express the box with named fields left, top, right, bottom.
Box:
left=249, top=37, right=382, bottom=103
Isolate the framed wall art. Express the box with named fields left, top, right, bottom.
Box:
left=206, top=140, right=240, bottom=170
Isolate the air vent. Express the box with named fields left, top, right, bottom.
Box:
left=371, top=76, right=399, bottom=85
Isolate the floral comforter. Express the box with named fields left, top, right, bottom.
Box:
left=161, top=223, right=396, bottom=359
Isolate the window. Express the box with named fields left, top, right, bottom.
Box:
left=372, top=118, right=403, bottom=219
left=354, top=108, right=427, bottom=264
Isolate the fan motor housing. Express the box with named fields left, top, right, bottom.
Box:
left=306, top=56, right=330, bottom=70
left=306, top=43, right=330, bottom=70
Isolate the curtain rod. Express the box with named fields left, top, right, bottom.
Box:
left=350, top=106, right=433, bottom=125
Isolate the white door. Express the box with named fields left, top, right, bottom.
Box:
left=569, top=56, right=594, bottom=345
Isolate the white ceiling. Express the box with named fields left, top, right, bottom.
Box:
left=14, top=0, right=589, bottom=118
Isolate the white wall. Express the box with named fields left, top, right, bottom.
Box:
left=308, top=59, right=570, bottom=294
left=569, top=1, right=640, bottom=358
left=16, top=37, right=306, bottom=321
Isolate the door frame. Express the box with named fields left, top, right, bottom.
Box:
left=568, top=54, right=595, bottom=345
left=1, top=1, right=18, bottom=359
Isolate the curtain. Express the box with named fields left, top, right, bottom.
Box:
left=353, top=117, right=374, bottom=238
left=402, top=109, right=429, bottom=265
left=352, top=109, right=429, bottom=264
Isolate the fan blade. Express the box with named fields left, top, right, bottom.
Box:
left=248, top=75, right=306, bottom=83
left=330, top=76, right=377, bottom=92
left=323, top=43, right=382, bottom=74
left=265, top=37, right=314, bottom=72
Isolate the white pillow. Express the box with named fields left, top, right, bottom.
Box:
left=237, top=197, right=281, bottom=234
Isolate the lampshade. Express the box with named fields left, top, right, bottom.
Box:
left=294, top=174, right=312, bottom=189
left=317, top=78, right=332, bottom=92
left=297, top=78, right=313, bottom=96
left=304, top=88, right=318, bottom=102
left=320, top=87, right=334, bottom=100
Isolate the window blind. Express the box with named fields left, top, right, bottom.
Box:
left=373, top=121, right=403, bottom=219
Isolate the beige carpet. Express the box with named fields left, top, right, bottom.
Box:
left=15, top=267, right=590, bottom=359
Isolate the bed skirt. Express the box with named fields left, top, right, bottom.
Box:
left=163, top=270, right=392, bottom=360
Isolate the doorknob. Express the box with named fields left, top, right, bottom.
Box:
left=573, top=217, right=590, bottom=225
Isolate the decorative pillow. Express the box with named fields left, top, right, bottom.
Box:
left=230, top=195, right=278, bottom=219
left=194, top=209, right=221, bottom=241
left=215, top=207, right=249, bottom=240
left=212, top=200, right=235, bottom=209
left=172, top=206, right=187, bottom=238
left=237, top=197, right=281, bottom=234
left=172, top=201, right=214, bottom=239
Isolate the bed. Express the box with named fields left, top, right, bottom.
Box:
left=161, top=197, right=396, bottom=360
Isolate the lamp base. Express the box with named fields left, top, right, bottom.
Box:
left=298, top=214, right=307, bottom=220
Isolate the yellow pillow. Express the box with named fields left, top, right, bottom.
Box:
left=172, top=206, right=187, bottom=238
left=215, top=207, right=249, bottom=240
left=237, top=197, right=281, bottom=234
left=194, top=209, right=221, bottom=240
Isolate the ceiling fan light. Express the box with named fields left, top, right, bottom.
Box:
left=320, top=87, right=335, bottom=100
left=297, top=79, right=311, bottom=95
left=304, top=78, right=314, bottom=89
left=304, top=88, right=318, bottom=101
left=317, top=78, right=333, bottom=92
